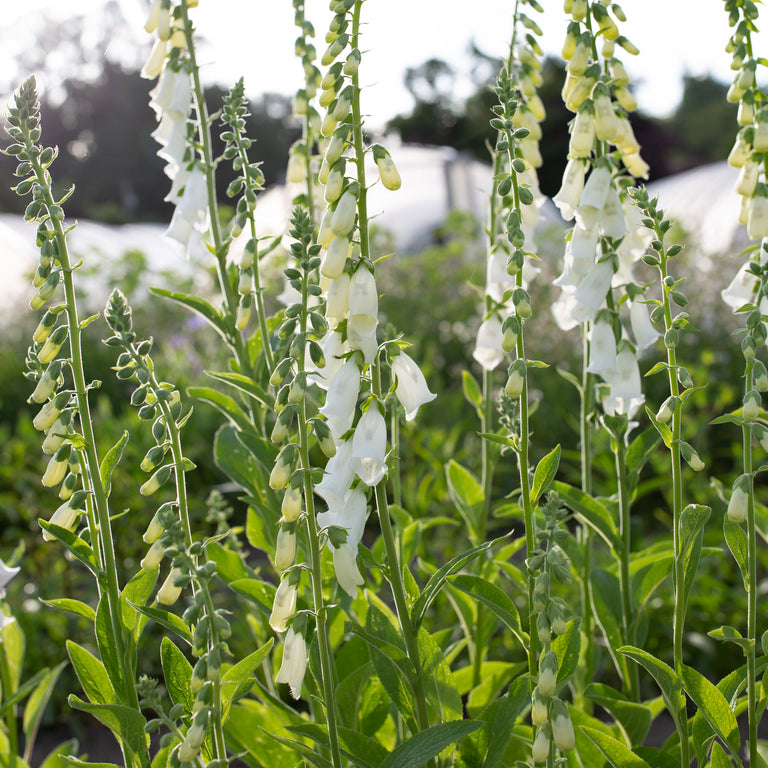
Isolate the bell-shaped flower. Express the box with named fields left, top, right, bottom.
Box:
left=0, top=558, right=19, bottom=600
left=473, top=316, right=504, bottom=371
left=310, top=330, right=346, bottom=390
left=570, top=224, right=599, bottom=275
left=332, top=543, right=365, bottom=597
left=532, top=726, right=552, bottom=764
left=728, top=134, right=750, bottom=168
left=599, top=185, right=628, bottom=238
left=722, top=260, right=759, bottom=311
left=391, top=352, right=436, bottom=421
left=315, top=440, right=357, bottom=508
left=269, top=578, right=298, bottom=632
left=576, top=166, right=612, bottom=230
left=347, top=315, right=379, bottom=363
left=43, top=500, right=81, bottom=541
left=347, top=267, right=379, bottom=363
left=553, top=158, right=587, bottom=221
left=318, top=487, right=369, bottom=549
left=748, top=192, right=768, bottom=240
left=141, top=37, right=168, bottom=80
left=586, top=319, right=617, bottom=374
left=352, top=405, right=388, bottom=486
left=572, top=258, right=614, bottom=321
left=164, top=69, right=191, bottom=120
left=629, top=300, right=660, bottom=351
left=330, top=189, right=358, bottom=237
left=550, top=700, right=576, bottom=751
left=319, top=359, right=360, bottom=439
left=326, top=274, right=350, bottom=327
left=276, top=628, right=307, bottom=699
left=157, top=567, right=183, bottom=605
left=727, top=477, right=749, bottom=524
left=736, top=160, right=760, bottom=197
left=609, top=345, right=642, bottom=400
left=551, top=288, right=581, bottom=332
left=569, top=106, right=595, bottom=157
left=274, top=526, right=297, bottom=571
left=149, top=66, right=176, bottom=118
left=623, top=152, right=650, bottom=179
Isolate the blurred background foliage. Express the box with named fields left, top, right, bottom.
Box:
left=0, top=0, right=755, bottom=730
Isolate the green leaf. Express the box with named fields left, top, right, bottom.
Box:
left=67, top=695, right=147, bottom=761
left=120, top=568, right=157, bottom=643
left=552, top=618, right=581, bottom=684
left=618, top=646, right=683, bottom=729
left=449, top=574, right=527, bottom=649
left=724, top=517, right=749, bottom=587
left=95, top=597, right=126, bottom=704
left=215, top=425, right=274, bottom=500
left=680, top=504, right=710, bottom=611
left=99, top=430, right=128, bottom=498
left=591, top=569, right=628, bottom=683
left=22, top=661, right=67, bottom=748
left=206, top=541, right=252, bottom=584
left=160, top=637, right=193, bottom=713
left=39, top=598, right=95, bottom=622
left=446, top=461, right=485, bottom=543
left=644, top=405, right=673, bottom=449
left=378, top=720, right=483, bottom=768
left=680, top=664, right=740, bottom=756
left=38, top=521, right=100, bottom=578
left=708, top=625, right=752, bottom=653
left=266, top=733, right=334, bottom=768
left=709, top=741, right=734, bottom=768
left=221, top=639, right=274, bottom=718
left=418, top=628, right=462, bottom=722
left=287, top=723, right=388, bottom=768
left=0, top=620, right=24, bottom=693
left=410, top=539, right=494, bottom=629
left=530, top=445, right=560, bottom=505
left=131, top=604, right=193, bottom=645
left=584, top=683, right=651, bottom=747
left=553, top=482, right=617, bottom=549
left=187, top=386, right=252, bottom=432
left=205, top=370, right=272, bottom=410
left=61, top=759, right=123, bottom=768
left=149, top=288, right=230, bottom=342
left=625, top=429, right=660, bottom=480
left=38, top=739, right=79, bottom=768
left=581, top=726, right=653, bottom=768
left=229, top=577, right=274, bottom=615
left=462, top=370, right=483, bottom=409
left=66, top=641, right=115, bottom=705
left=643, top=361, right=669, bottom=378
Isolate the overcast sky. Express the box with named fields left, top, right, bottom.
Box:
left=1, top=1, right=762, bottom=130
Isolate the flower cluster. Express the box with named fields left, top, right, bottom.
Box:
left=527, top=495, right=576, bottom=763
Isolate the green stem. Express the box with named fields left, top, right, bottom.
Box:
left=0, top=644, right=17, bottom=758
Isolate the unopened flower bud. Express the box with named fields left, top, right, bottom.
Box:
left=140, top=465, right=172, bottom=496
left=275, top=526, right=297, bottom=571
left=38, top=325, right=68, bottom=364
left=532, top=726, right=551, bottom=763
left=743, top=389, right=761, bottom=421
left=281, top=486, right=303, bottom=523
left=538, top=652, right=558, bottom=695
left=531, top=687, right=549, bottom=727
left=140, top=541, right=165, bottom=571
left=42, top=445, right=69, bottom=487
left=550, top=699, right=576, bottom=751
left=157, top=567, right=183, bottom=605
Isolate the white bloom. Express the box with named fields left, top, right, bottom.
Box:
left=569, top=108, right=595, bottom=157
left=551, top=710, right=575, bottom=751
left=320, top=359, right=360, bottom=439
left=728, top=486, right=749, bottom=524
left=276, top=628, right=307, bottom=699
left=473, top=317, right=504, bottom=371
left=575, top=166, right=612, bottom=230
left=317, top=487, right=369, bottom=550
left=0, top=558, right=19, bottom=600
left=391, top=352, right=436, bottom=421
left=570, top=224, right=599, bottom=275
left=274, top=528, right=296, bottom=571
left=532, top=728, right=550, bottom=764
left=332, top=543, right=365, bottom=597
left=269, top=579, right=298, bottom=632
left=157, top=567, right=183, bottom=605
left=722, top=261, right=759, bottom=311
left=141, top=37, right=168, bottom=79
left=348, top=266, right=378, bottom=318
left=629, top=300, right=660, bottom=351
left=326, top=274, right=350, bottom=326
left=330, top=189, right=357, bottom=236
left=599, top=185, right=628, bottom=238
left=608, top=346, right=642, bottom=400
left=749, top=195, right=768, bottom=240
left=44, top=501, right=80, bottom=541
left=352, top=407, right=388, bottom=486
left=586, top=320, right=617, bottom=374
left=553, top=158, right=587, bottom=221
left=572, top=259, right=614, bottom=321
left=315, top=440, right=358, bottom=508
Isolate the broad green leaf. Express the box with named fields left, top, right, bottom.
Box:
left=680, top=664, right=740, bottom=756
left=708, top=625, right=752, bottom=653
left=582, top=726, right=653, bottom=768
left=206, top=541, right=252, bottom=584
left=60, top=757, right=127, bottom=768
left=287, top=723, right=387, bottom=768
left=68, top=695, right=147, bottom=762
left=644, top=406, right=673, bottom=449
left=66, top=642, right=114, bottom=705
left=463, top=662, right=526, bottom=716
left=418, top=628, right=462, bottom=722
left=552, top=618, right=582, bottom=684
left=553, top=482, right=617, bottom=549
left=591, top=569, right=628, bottom=684
left=38, top=739, right=79, bottom=768
left=221, top=639, right=274, bottom=718
left=39, top=598, right=95, bottom=622
left=446, top=460, right=484, bottom=543
left=462, top=370, right=483, bottom=409
left=618, top=646, right=683, bottom=729
left=724, top=517, right=748, bottom=587
left=449, top=574, right=527, bottom=649
left=633, top=747, right=680, bottom=768
left=38, top=522, right=100, bottom=578
left=378, top=720, right=483, bottom=768
left=149, top=288, right=230, bottom=341
left=0, top=619, right=24, bottom=692
left=187, top=386, right=252, bottom=431
left=629, top=550, right=673, bottom=625
left=625, top=429, right=661, bottom=481
left=160, top=637, right=193, bottom=713
left=225, top=701, right=300, bottom=768
left=585, top=683, right=651, bottom=747
left=206, top=370, right=272, bottom=409
left=120, top=568, right=157, bottom=643
left=215, top=425, right=273, bottom=500
left=709, top=741, right=734, bottom=768
left=230, top=577, right=274, bottom=615
left=131, top=604, right=193, bottom=645
left=23, top=661, right=67, bottom=748
left=267, top=733, right=334, bottom=768
left=680, top=504, right=710, bottom=611
left=99, top=430, right=128, bottom=497
left=95, top=597, right=126, bottom=704
left=410, top=539, right=494, bottom=629
left=530, top=445, right=560, bottom=505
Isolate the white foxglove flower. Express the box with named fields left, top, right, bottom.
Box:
left=609, top=345, right=642, bottom=400
left=310, top=330, right=346, bottom=390
left=269, top=579, right=298, bottom=632
left=473, top=317, right=504, bottom=371
left=332, top=542, right=365, bottom=597
left=570, top=224, right=599, bottom=275
left=347, top=315, right=379, bottom=363
left=391, top=352, right=436, bottom=421
left=748, top=195, right=768, bottom=240
left=572, top=259, right=614, bottom=320
left=722, top=261, right=759, bottom=311
left=586, top=320, right=617, bottom=374
left=318, top=487, right=369, bottom=550
left=0, top=558, right=19, bottom=600
left=532, top=727, right=551, bottom=764
left=330, top=189, right=357, bottom=236
left=315, top=440, right=357, bottom=508
left=623, top=152, right=650, bottom=179
left=276, top=628, right=307, bottom=699
left=320, top=359, right=360, bottom=439
left=348, top=266, right=378, bottom=318
left=550, top=702, right=576, bottom=751
left=166, top=69, right=192, bottom=120
left=569, top=107, right=595, bottom=157
left=149, top=66, right=177, bottom=117
left=157, top=567, right=183, bottom=605
left=44, top=501, right=81, bottom=541
left=727, top=485, right=749, bottom=524
left=599, top=185, right=628, bottom=238
left=629, top=300, right=660, bottom=351
left=551, top=288, right=581, bottom=332
left=352, top=406, right=388, bottom=486
left=326, top=274, right=350, bottom=326
left=553, top=158, right=587, bottom=221
left=576, top=166, right=612, bottom=230
left=141, top=37, right=168, bottom=79
left=274, top=528, right=296, bottom=571
left=736, top=160, right=760, bottom=197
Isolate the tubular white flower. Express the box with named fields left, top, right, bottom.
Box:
left=348, top=266, right=378, bottom=318
left=352, top=406, right=388, bottom=486
left=570, top=223, right=599, bottom=275
left=532, top=727, right=551, bottom=764
left=727, top=485, right=749, bottom=524
left=722, top=261, right=759, bottom=311
left=609, top=345, right=642, bottom=400
left=157, top=567, right=183, bottom=605
left=281, top=486, right=303, bottom=523
left=376, top=154, right=402, bottom=191
left=391, top=352, right=436, bottom=421
left=140, top=541, right=165, bottom=571
left=141, top=37, right=168, bottom=80
left=330, top=189, right=357, bottom=236
left=586, top=320, right=617, bottom=374
left=315, top=440, right=358, bottom=508
left=274, top=528, right=297, bottom=571
left=269, top=579, right=298, bottom=632
left=553, top=158, right=587, bottom=221
left=0, top=558, right=19, bottom=600
left=551, top=705, right=576, bottom=751
left=736, top=160, right=760, bottom=197
left=276, top=628, right=307, bottom=699
left=320, top=359, right=360, bottom=439
left=473, top=317, right=504, bottom=371
left=748, top=195, right=768, bottom=240
left=576, top=166, right=612, bottom=230
left=599, top=185, right=628, bottom=237
left=43, top=501, right=80, bottom=541
left=332, top=542, right=364, bottom=597
left=320, top=235, right=349, bottom=279
left=573, top=259, right=614, bottom=320
left=569, top=108, right=595, bottom=157
left=629, top=300, right=660, bottom=351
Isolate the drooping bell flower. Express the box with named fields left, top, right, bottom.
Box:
left=473, top=316, right=504, bottom=371
left=315, top=439, right=357, bottom=508
left=572, top=258, right=614, bottom=322
left=0, top=558, right=20, bottom=600
left=575, top=165, right=612, bottom=230
left=553, top=158, right=587, bottom=221
left=352, top=405, right=388, bottom=486
left=269, top=578, right=298, bottom=632
left=276, top=627, right=307, bottom=699
left=390, top=351, right=436, bottom=421
left=629, top=300, right=660, bottom=351
left=347, top=266, right=379, bottom=363
left=586, top=319, right=617, bottom=374
left=319, top=359, right=360, bottom=439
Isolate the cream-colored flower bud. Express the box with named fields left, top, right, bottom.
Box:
left=326, top=273, right=350, bottom=325
left=551, top=701, right=576, bottom=751
left=376, top=154, right=402, bottom=191
left=320, top=235, right=349, bottom=279
left=141, top=38, right=168, bottom=80
left=140, top=541, right=165, bottom=571
left=281, top=486, right=303, bottom=523
left=331, top=189, right=357, bottom=236
left=532, top=727, right=550, bottom=764
left=269, top=455, right=292, bottom=491
left=609, top=58, right=630, bottom=86
left=736, top=160, right=760, bottom=196
left=324, top=164, right=344, bottom=203
left=572, top=0, right=587, bottom=21
left=528, top=93, right=546, bottom=122
left=269, top=579, right=298, bottom=632
left=754, top=123, right=768, bottom=153
left=614, top=86, right=637, bottom=112
left=593, top=90, right=618, bottom=140
left=738, top=99, right=755, bottom=127
left=565, top=76, right=595, bottom=113
left=728, top=485, right=749, bottom=524
left=42, top=448, right=69, bottom=487
left=623, top=152, right=649, bottom=179
left=275, top=527, right=297, bottom=571
left=567, top=41, right=590, bottom=76
left=531, top=688, right=549, bottom=727
left=569, top=107, right=595, bottom=157
left=157, top=567, right=183, bottom=605
left=33, top=399, right=62, bottom=431
left=728, top=135, right=751, bottom=167
left=748, top=194, right=768, bottom=239
left=43, top=501, right=81, bottom=541
left=318, top=207, right=335, bottom=248
left=144, top=0, right=162, bottom=33
left=42, top=417, right=68, bottom=455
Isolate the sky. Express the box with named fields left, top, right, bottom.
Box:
left=0, top=1, right=763, bottom=131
